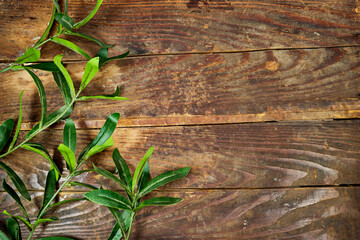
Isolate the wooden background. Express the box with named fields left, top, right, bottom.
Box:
left=0, top=0, right=360, bottom=239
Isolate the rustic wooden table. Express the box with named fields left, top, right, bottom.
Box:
left=0, top=0, right=359, bottom=239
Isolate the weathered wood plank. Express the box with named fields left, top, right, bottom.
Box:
left=1, top=187, right=359, bottom=239
left=1, top=0, right=360, bottom=60
left=1, top=121, right=359, bottom=191
left=1, top=47, right=359, bottom=126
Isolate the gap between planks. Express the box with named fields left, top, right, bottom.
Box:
left=1, top=185, right=359, bottom=194
left=17, top=109, right=360, bottom=131
left=1, top=44, right=360, bottom=64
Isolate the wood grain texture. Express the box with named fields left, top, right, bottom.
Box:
left=0, top=121, right=359, bottom=191
left=1, top=0, right=360, bottom=60
left=0, top=47, right=359, bottom=126
left=1, top=187, right=359, bottom=239
left=0, top=1, right=359, bottom=238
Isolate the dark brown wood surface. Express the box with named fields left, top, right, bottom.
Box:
left=1, top=0, right=360, bottom=61
left=1, top=121, right=359, bottom=191
left=0, top=46, right=359, bottom=127
left=0, top=0, right=359, bottom=239
left=1, top=187, right=360, bottom=239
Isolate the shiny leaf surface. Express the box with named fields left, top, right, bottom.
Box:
left=0, top=119, right=14, bottom=152
left=84, top=189, right=132, bottom=210
left=0, top=161, right=30, bottom=201
left=138, top=167, right=190, bottom=198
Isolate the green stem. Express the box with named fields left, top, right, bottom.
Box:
left=27, top=229, right=35, bottom=240
left=0, top=64, right=15, bottom=74
left=125, top=212, right=135, bottom=240
left=36, top=154, right=85, bottom=227
left=34, top=6, right=56, bottom=48
left=0, top=91, right=81, bottom=160
left=33, top=31, right=61, bottom=50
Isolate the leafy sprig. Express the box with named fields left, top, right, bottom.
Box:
left=85, top=148, right=190, bottom=240
left=0, top=0, right=128, bottom=74
left=1, top=113, right=120, bottom=239
left=0, top=0, right=129, bottom=238
left=0, top=0, right=190, bottom=239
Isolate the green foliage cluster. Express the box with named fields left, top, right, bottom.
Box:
left=0, top=0, right=190, bottom=239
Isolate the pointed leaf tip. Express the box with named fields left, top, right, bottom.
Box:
left=73, top=0, right=104, bottom=29
left=132, top=146, right=154, bottom=192
left=54, top=55, right=76, bottom=98
left=78, top=113, right=120, bottom=163
left=80, top=57, right=100, bottom=91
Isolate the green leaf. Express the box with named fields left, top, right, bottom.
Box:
left=21, top=143, right=60, bottom=180
left=54, top=13, right=75, bottom=31
left=54, top=55, right=75, bottom=98
left=138, top=167, right=190, bottom=198
left=38, top=169, right=57, bottom=219
left=15, top=47, right=40, bottom=64
left=73, top=169, right=94, bottom=177
left=33, top=217, right=59, bottom=228
left=78, top=113, right=120, bottom=162
left=38, top=237, right=75, bottom=240
left=80, top=57, right=99, bottom=91
left=96, top=48, right=109, bottom=68
left=73, top=0, right=103, bottom=29
left=84, top=189, right=132, bottom=210
left=63, top=30, right=113, bottom=48
left=51, top=38, right=91, bottom=60
left=2, top=180, right=29, bottom=221
left=0, top=162, right=30, bottom=201
left=76, top=86, right=128, bottom=101
left=58, top=144, right=76, bottom=173
left=49, top=105, right=73, bottom=121
left=83, top=136, right=113, bottom=161
left=76, top=85, right=128, bottom=101
left=112, top=149, right=132, bottom=189
left=69, top=181, right=98, bottom=190
left=107, top=222, right=122, bottom=240
left=26, top=62, right=60, bottom=72
left=52, top=71, right=72, bottom=106
left=137, top=162, right=150, bottom=192
left=134, top=197, right=182, bottom=211
left=63, top=118, right=76, bottom=153
left=49, top=198, right=86, bottom=208
left=105, top=51, right=130, bottom=62
left=98, top=50, right=130, bottom=68
left=8, top=91, right=24, bottom=151
left=77, top=96, right=129, bottom=101
left=96, top=47, right=108, bottom=58
left=132, top=146, right=154, bottom=192
left=12, top=63, right=59, bottom=72
left=3, top=211, right=32, bottom=231
left=0, top=230, right=9, bottom=240
left=92, top=164, right=128, bottom=191
left=25, top=69, right=47, bottom=128
left=107, top=209, right=132, bottom=240
left=106, top=86, right=120, bottom=97
left=6, top=217, right=20, bottom=240
left=0, top=119, right=14, bottom=152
